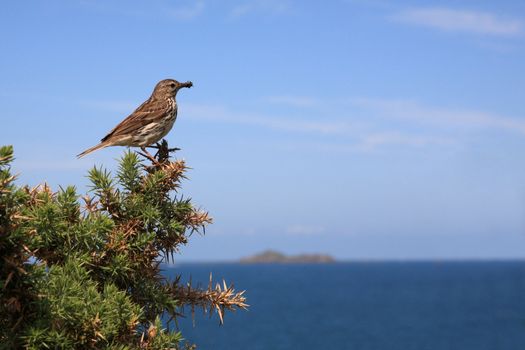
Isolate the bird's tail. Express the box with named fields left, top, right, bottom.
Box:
left=77, top=142, right=109, bottom=158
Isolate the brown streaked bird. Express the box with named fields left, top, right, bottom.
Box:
left=77, top=79, right=192, bottom=158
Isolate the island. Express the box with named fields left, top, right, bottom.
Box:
left=240, top=250, right=336, bottom=264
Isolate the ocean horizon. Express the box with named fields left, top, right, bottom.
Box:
left=165, top=261, right=525, bottom=350
left=172, top=258, right=525, bottom=264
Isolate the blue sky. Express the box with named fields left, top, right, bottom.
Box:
left=2, top=0, right=525, bottom=260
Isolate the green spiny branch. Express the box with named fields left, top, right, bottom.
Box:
left=0, top=142, right=247, bottom=350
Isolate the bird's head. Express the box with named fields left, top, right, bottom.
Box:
left=152, top=79, right=193, bottom=99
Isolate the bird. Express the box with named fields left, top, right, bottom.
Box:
left=77, top=79, right=193, bottom=159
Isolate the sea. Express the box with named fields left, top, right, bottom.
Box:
left=163, top=262, right=525, bottom=350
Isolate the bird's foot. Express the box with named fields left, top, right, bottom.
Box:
left=147, top=140, right=180, bottom=152
left=147, top=140, right=180, bottom=162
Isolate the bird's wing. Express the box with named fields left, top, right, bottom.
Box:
left=101, top=98, right=169, bottom=142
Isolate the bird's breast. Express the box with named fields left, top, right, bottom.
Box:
left=166, top=98, right=178, bottom=125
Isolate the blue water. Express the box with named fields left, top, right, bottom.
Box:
left=163, top=262, right=525, bottom=350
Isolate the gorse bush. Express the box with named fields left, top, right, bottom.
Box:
left=0, top=144, right=247, bottom=349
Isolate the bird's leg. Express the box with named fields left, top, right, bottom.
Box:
left=146, top=142, right=164, bottom=158
left=137, top=147, right=159, bottom=164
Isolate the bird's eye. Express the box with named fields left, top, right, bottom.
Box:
left=170, top=83, right=176, bottom=88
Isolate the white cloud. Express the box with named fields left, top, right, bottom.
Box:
left=355, top=131, right=455, bottom=152
left=77, top=0, right=205, bottom=20
left=351, top=97, right=525, bottom=135
left=286, top=225, right=325, bottom=235
left=266, top=95, right=320, bottom=108
left=183, top=103, right=359, bottom=135
left=392, top=7, right=523, bottom=36
left=168, top=1, right=205, bottom=20
left=183, top=100, right=512, bottom=153
left=231, top=0, right=290, bottom=17
left=185, top=103, right=430, bottom=153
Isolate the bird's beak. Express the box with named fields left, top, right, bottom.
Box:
left=178, top=81, right=193, bottom=89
